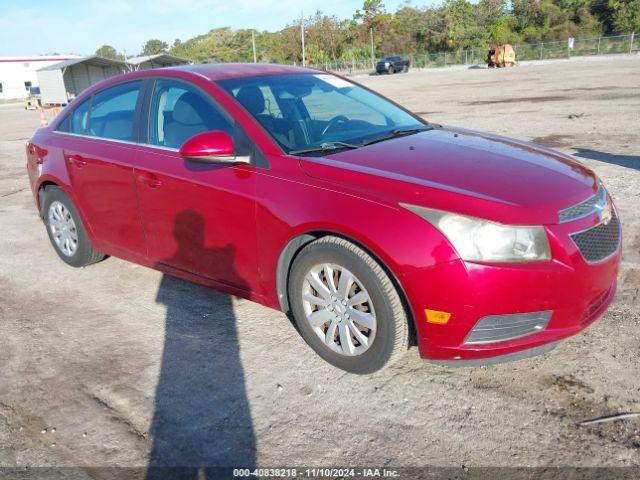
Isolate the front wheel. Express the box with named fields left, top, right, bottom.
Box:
left=42, top=186, right=105, bottom=267
left=288, top=236, right=409, bottom=374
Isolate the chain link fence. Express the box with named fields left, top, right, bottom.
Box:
left=306, top=33, right=637, bottom=76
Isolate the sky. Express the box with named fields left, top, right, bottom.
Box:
left=0, top=0, right=432, bottom=57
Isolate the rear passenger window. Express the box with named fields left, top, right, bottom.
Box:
left=56, top=113, right=71, bottom=132
left=149, top=79, right=232, bottom=149
left=87, top=81, right=142, bottom=141
left=58, top=98, right=91, bottom=134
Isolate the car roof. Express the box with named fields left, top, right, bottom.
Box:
left=159, top=62, right=320, bottom=81
left=54, top=62, right=326, bottom=114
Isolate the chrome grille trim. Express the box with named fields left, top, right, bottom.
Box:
left=464, top=311, right=552, bottom=345
left=558, top=185, right=607, bottom=223
left=570, top=209, right=621, bottom=264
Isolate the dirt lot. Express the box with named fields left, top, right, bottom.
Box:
left=0, top=56, right=639, bottom=474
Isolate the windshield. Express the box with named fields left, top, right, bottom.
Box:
left=217, top=73, right=425, bottom=154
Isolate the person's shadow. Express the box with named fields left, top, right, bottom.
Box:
left=146, top=210, right=256, bottom=479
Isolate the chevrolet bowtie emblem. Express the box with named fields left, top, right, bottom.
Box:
left=595, top=200, right=613, bottom=225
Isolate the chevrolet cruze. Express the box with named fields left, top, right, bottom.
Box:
left=26, top=64, right=621, bottom=373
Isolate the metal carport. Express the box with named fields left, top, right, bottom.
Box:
left=126, top=54, right=190, bottom=71
left=37, top=56, right=127, bottom=105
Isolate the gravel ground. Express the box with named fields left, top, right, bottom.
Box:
left=0, top=55, right=639, bottom=474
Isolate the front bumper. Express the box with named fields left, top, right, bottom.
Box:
left=427, top=341, right=559, bottom=367
left=402, top=214, right=621, bottom=363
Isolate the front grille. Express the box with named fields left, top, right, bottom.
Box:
left=559, top=186, right=607, bottom=223
left=570, top=210, right=621, bottom=263
left=464, top=311, right=552, bottom=344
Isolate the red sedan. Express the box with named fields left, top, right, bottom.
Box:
left=26, top=64, right=621, bottom=373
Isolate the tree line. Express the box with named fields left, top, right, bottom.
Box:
left=95, top=0, right=640, bottom=65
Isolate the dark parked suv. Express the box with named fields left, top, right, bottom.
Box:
left=376, top=56, right=410, bottom=74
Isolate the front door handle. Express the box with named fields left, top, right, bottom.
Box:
left=137, top=171, right=162, bottom=188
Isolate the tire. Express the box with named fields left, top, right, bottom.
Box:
left=42, top=186, right=105, bottom=267
left=288, top=236, right=409, bottom=374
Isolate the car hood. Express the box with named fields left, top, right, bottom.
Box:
left=298, top=126, right=598, bottom=225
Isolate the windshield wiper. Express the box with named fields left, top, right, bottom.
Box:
left=289, top=126, right=434, bottom=155
left=289, top=141, right=360, bottom=156
left=362, top=125, right=433, bottom=146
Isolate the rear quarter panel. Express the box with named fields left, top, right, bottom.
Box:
left=27, top=130, right=73, bottom=205
left=27, top=129, right=98, bottom=243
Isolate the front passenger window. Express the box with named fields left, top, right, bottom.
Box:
left=149, top=80, right=233, bottom=149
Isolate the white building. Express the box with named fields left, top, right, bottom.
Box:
left=0, top=55, right=80, bottom=100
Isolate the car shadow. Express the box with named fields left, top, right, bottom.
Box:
left=146, top=210, right=256, bottom=479
left=573, top=148, right=640, bottom=171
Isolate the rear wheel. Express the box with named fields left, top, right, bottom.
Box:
left=288, top=236, right=409, bottom=374
left=42, top=186, right=105, bottom=267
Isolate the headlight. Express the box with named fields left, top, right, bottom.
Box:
left=401, top=204, right=551, bottom=263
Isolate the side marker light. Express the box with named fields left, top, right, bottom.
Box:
left=425, top=309, right=451, bottom=324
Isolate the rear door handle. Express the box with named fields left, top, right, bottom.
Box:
left=66, top=154, right=87, bottom=168
left=137, top=171, right=162, bottom=188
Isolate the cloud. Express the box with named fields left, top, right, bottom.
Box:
left=142, top=0, right=349, bottom=16
left=0, top=0, right=409, bottom=56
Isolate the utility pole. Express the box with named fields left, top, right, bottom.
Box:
left=301, top=13, right=306, bottom=67
left=251, top=30, right=257, bottom=63
left=370, top=28, right=375, bottom=69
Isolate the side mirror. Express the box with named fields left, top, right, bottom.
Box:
left=179, top=131, right=250, bottom=164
